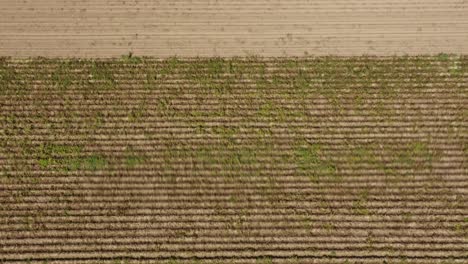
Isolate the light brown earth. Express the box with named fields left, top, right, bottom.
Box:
left=0, top=0, right=468, bottom=57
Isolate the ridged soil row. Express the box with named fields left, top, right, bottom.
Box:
left=0, top=57, right=467, bottom=262
left=1, top=0, right=468, bottom=57
left=7, top=260, right=468, bottom=264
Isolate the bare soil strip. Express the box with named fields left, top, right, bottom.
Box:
left=0, top=0, right=467, bottom=57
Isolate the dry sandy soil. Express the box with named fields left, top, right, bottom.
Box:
left=0, top=0, right=467, bottom=57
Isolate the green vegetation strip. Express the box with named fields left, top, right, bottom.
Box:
left=1, top=55, right=465, bottom=175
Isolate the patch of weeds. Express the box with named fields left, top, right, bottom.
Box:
left=257, top=102, right=287, bottom=121
left=207, top=57, right=225, bottom=77
left=36, top=143, right=107, bottom=171
left=301, top=214, right=314, bottom=230
left=436, top=53, right=463, bottom=76
left=36, top=144, right=83, bottom=169
left=297, top=143, right=320, bottom=165
left=380, top=141, right=433, bottom=181
left=256, top=257, right=273, bottom=264
left=88, top=61, right=116, bottom=89
left=228, top=194, right=240, bottom=204
left=22, top=213, right=46, bottom=231
left=161, top=57, right=180, bottom=76
left=439, top=259, right=458, bottom=264
left=319, top=84, right=341, bottom=112
left=448, top=56, right=463, bottom=77
left=353, top=190, right=371, bottom=215
left=379, top=79, right=398, bottom=100
left=195, top=148, right=218, bottom=165
left=284, top=58, right=300, bottom=71
left=157, top=98, right=172, bottom=114
left=411, top=141, right=428, bottom=155
left=255, top=73, right=270, bottom=91
left=91, top=111, right=105, bottom=129
left=128, top=101, right=147, bottom=122
left=51, top=61, right=73, bottom=90
left=437, top=53, right=452, bottom=62
left=193, top=122, right=210, bottom=134
left=399, top=213, right=411, bottom=225
left=65, top=158, right=83, bottom=171
left=323, top=222, right=337, bottom=233
left=212, top=126, right=240, bottom=142
left=120, top=52, right=142, bottom=64
left=194, top=59, right=232, bottom=94
left=349, top=145, right=375, bottom=164
left=38, top=158, right=51, bottom=169
left=366, top=231, right=376, bottom=251
left=166, top=259, right=180, bottom=264
left=296, top=142, right=338, bottom=182
left=0, top=60, right=16, bottom=89
left=82, top=155, right=107, bottom=170
left=293, top=69, right=311, bottom=92
left=207, top=79, right=231, bottom=94
left=224, top=58, right=243, bottom=77
left=232, top=148, right=257, bottom=166
left=255, top=127, right=273, bottom=138
left=372, top=98, right=393, bottom=119
left=349, top=63, right=375, bottom=79
left=453, top=222, right=466, bottom=236
left=144, top=70, right=157, bottom=90
left=212, top=107, right=228, bottom=117
left=398, top=141, right=433, bottom=168
left=270, top=72, right=283, bottom=89
left=258, top=102, right=274, bottom=117
left=125, top=155, right=145, bottom=168
left=220, top=148, right=259, bottom=173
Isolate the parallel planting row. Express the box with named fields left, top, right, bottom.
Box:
left=0, top=55, right=467, bottom=263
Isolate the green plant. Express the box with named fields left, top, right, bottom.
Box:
left=161, top=57, right=180, bottom=76
left=437, top=53, right=451, bottom=61
left=256, top=257, right=273, bottom=264
left=82, top=155, right=107, bottom=170
left=120, top=52, right=142, bottom=64
left=128, top=102, right=146, bottom=121
left=35, top=144, right=108, bottom=171
left=125, top=155, right=145, bottom=168
left=51, top=61, right=72, bottom=90
left=353, top=190, right=371, bottom=215
left=89, top=61, right=115, bottom=89
left=296, top=142, right=337, bottom=182
left=207, top=57, right=225, bottom=77
left=36, top=144, right=82, bottom=169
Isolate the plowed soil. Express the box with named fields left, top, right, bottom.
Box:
left=0, top=0, right=467, bottom=57
left=0, top=56, right=467, bottom=263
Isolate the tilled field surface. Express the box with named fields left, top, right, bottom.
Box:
left=1, top=0, right=467, bottom=57
left=0, top=56, right=467, bottom=263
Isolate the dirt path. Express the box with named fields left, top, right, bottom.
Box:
left=0, top=0, right=467, bottom=57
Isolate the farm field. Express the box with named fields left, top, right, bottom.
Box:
left=0, top=55, right=467, bottom=263
left=0, top=0, right=467, bottom=57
